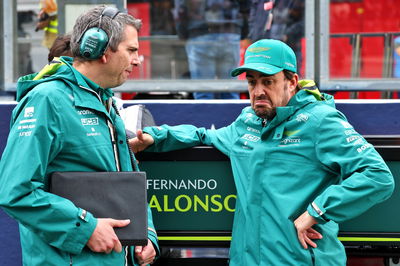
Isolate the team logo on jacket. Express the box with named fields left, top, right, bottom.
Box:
left=296, top=113, right=308, bottom=122
left=24, top=107, right=34, bottom=118
left=244, top=113, right=254, bottom=123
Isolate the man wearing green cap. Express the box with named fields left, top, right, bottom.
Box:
left=130, top=39, right=394, bottom=265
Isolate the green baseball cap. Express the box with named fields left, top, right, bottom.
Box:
left=231, top=39, right=297, bottom=77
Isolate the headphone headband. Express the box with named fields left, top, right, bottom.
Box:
left=101, top=7, right=120, bottom=20
left=78, top=6, right=121, bottom=60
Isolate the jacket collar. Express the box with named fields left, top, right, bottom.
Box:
left=60, top=57, right=114, bottom=117
left=267, top=86, right=333, bottom=128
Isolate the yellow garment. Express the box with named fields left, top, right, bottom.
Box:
left=33, top=57, right=64, bottom=80
left=42, top=30, right=58, bottom=49
left=299, top=80, right=325, bottom=101
left=44, top=17, right=58, bottom=33
left=39, top=0, right=58, bottom=48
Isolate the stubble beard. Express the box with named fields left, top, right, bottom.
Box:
left=253, top=83, right=289, bottom=121
left=254, top=107, right=277, bottom=121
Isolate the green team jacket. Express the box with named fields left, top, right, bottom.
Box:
left=0, top=57, right=159, bottom=266
left=143, top=82, right=394, bottom=265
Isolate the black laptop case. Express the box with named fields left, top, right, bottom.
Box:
left=50, top=171, right=147, bottom=246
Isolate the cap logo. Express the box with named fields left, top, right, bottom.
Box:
left=231, top=40, right=297, bottom=77
left=257, top=66, right=273, bottom=71
left=248, top=47, right=271, bottom=53
left=285, top=62, right=295, bottom=68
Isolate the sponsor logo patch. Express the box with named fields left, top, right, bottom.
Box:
left=280, top=138, right=301, bottom=145
left=346, top=135, right=360, bottom=143
left=81, top=117, right=99, bottom=126
left=247, top=127, right=260, bottom=134
left=344, top=129, right=357, bottom=135
left=241, top=134, right=260, bottom=142
left=357, top=143, right=372, bottom=153
left=246, top=55, right=272, bottom=60
left=77, top=109, right=94, bottom=115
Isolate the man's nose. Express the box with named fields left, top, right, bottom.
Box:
left=132, top=54, right=142, bottom=66
left=253, top=82, right=265, bottom=96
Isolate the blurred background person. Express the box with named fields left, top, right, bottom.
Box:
left=35, top=0, right=58, bottom=49
left=282, top=0, right=305, bottom=76
left=47, top=34, right=72, bottom=62
left=393, top=36, right=400, bottom=98
left=32, top=34, right=72, bottom=81
left=393, top=36, right=400, bottom=79
left=174, top=0, right=247, bottom=99
left=247, top=0, right=304, bottom=75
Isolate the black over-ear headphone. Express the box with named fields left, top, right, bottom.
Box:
left=78, top=7, right=120, bottom=60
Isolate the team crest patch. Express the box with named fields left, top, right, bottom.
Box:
left=24, top=107, right=34, bottom=118
left=248, top=47, right=271, bottom=53
left=296, top=113, right=309, bottom=122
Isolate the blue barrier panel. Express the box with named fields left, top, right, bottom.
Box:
left=1, top=100, right=400, bottom=155
left=124, top=100, right=400, bottom=135
left=0, top=99, right=399, bottom=265
left=0, top=103, right=21, bottom=266
left=0, top=103, right=14, bottom=155
left=0, top=214, right=21, bottom=265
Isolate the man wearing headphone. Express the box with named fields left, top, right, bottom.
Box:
left=0, top=5, right=158, bottom=266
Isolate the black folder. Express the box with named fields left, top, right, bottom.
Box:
left=50, top=171, right=147, bottom=246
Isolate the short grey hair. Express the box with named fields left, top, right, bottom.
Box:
left=70, top=5, right=142, bottom=60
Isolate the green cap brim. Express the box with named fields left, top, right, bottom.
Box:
left=231, top=63, right=283, bottom=77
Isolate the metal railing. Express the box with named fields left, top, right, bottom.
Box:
left=2, top=1, right=400, bottom=98
left=330, top=32, right=400, bottom=79
left=328, top=32, right=400, bottom=98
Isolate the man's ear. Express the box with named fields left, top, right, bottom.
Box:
left=289, top=73, right=299, bottom=93
left=100, top=54, right=107, bottom=64
left=101, top=48, right=113, bottom=64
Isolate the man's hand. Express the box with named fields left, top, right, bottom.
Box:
left=87, top=218, right=130, bottom=253
left=294, top=211, right=322, bottom=249
left=135, top=239, right=157, bottom=265
left=129, top=130, right=154, bottom=153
